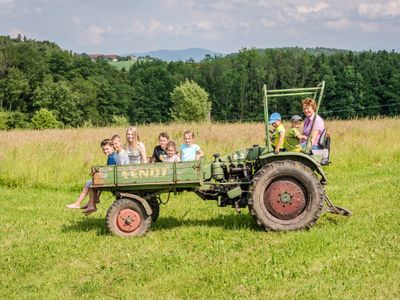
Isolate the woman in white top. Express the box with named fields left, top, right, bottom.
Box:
left=125, top=126, right=147, bottom=164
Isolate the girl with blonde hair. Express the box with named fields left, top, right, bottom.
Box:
left=125, top=126, right=147, bottom=164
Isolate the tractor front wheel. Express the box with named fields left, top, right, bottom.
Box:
left=249, top=160, right=324, bottom=231
left=106, top=197, right=151, bottom=237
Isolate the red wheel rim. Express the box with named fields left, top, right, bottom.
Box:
left=264, top=179, right=306, bottom=220
left=116, top=209, right=141, bottom=233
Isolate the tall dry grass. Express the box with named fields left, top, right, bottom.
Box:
left=1, top=118, right=399, bottom=190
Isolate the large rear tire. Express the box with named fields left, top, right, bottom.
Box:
left=106, top=197, right=151, bottom=237
left=249, top=160, right=324, bottom=231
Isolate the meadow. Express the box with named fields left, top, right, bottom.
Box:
left=0, top=118, right=399, bottom=299
left=108, top=60, right=137, bottom=71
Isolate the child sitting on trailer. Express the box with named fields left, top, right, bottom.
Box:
left=66, top=139, right=117, bottom=210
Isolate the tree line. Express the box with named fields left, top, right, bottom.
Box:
left=0, top=35, right=399, bottom=129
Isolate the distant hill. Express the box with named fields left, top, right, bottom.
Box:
left=123, top=48, right=222, bottom=62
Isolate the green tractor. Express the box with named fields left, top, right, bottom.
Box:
left=91, top=81, right=351, bottom=237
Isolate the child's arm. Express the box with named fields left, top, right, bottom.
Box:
left=298, top=134, right=307, bottom=141
left=295, top=130, right=307, bottom=141
left=140, top=143, right=148, bottom=163
left=275, top=131, right=285, bottom=154
left=178, top=145, right=183, bottom=159
left=195, top=147, right=204, bottom=160
left=310, top=130, right=321, bottom=146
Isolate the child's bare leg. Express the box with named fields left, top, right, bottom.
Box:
left=82, top=188, right=98, bottom=215
left=81, top=189, right=100, bottom=209
left=66, top=185, right=89, bottom=209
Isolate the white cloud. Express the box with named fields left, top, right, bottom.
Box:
left=326, top=18, right=352, bottom=29
left=278, top=1, right=331, bottom=23
left=125, top=19, right=146, bottom=35
left=207, top=0, right=235, bottom=11
left=160, top=0, right=179, bottom=9
left=192, top=0, right=248, bottom=12
left=0, top=1, right=42, bottom=16
left=119, top=17, right=218, bottom=41
left=148, top=19, right=162, bottom=33
left=297, top=2, right=330, bottom=14
left=260, top=19, right=275, bottom=28
left=358, top=0, right=400, bottom=18
left=257, top=0, right=273, bottom=9
left=239, top=21, right=250, bottom=28
left=196, top=20, right=214, bottom=31
left=83, top=25, right=108, bottom=45
left=71, top=19, right=112, bottom=46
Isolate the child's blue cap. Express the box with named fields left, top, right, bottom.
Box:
left=269, top=112, right=281, bottom=124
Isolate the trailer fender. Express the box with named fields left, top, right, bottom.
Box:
left=258, top=152, right=328, bottom=184
left=116, top=192, right=153, bottom=216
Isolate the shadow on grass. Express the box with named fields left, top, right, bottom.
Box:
left=318, top=214, right=341, bottom=225
left=61, top=212, right=261, bottom=236
left=62, top=217, right=109, bottom=236
left=153, top=213, right=261, bottom=232
left=62, top=209, right=345, bottom=235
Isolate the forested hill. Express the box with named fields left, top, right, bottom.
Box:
left=0, top=35, right=399, bottom=129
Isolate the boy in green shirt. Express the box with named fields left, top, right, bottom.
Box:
left=269, top=112, right=285, bottom=154
left=284, top=115, right=305, bottom=152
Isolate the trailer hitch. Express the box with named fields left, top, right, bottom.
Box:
left=324, top=194, right=352, bottom=216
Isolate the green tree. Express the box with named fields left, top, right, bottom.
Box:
left=384, top=67, right=400, bottom=116
left=0, top=110, right=7, bottom=130
left=170, top=79, right=211, bottom=122
left=6, top=111, right=31, bottom=129
left=112, top=115, right=129, bottom=126
left=1, top=67, right=30, bottom=111
left=128, top=60, right=174, bottom=123
left=70, top=77, right=99, bottom=125
left=33, top=76, right=82, bottom=126
left=31, top=108, right=61, bottom=129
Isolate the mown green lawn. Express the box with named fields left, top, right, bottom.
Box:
left=1, top=119, right=399, bottom=299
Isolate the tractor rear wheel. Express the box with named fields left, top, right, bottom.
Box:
left=106, top=197, right=151, bottom=237
left=249, top=160, right=324, bottom=231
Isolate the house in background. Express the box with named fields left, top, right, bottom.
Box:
left=87, top=54, right=119, bottom=61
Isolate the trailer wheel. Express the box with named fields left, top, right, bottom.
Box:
left=106, top=198, right=151, bottom=237
left=147, top=196, right=160, bottom=223
left=249, top=160, right=324, bottom=231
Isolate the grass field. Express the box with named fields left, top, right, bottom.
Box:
left=108, top=60, right=136, bottom=71
left=0, top=119, right=399, bottom=299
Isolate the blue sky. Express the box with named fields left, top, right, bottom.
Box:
left=1, top=0, right=399, bottom=54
